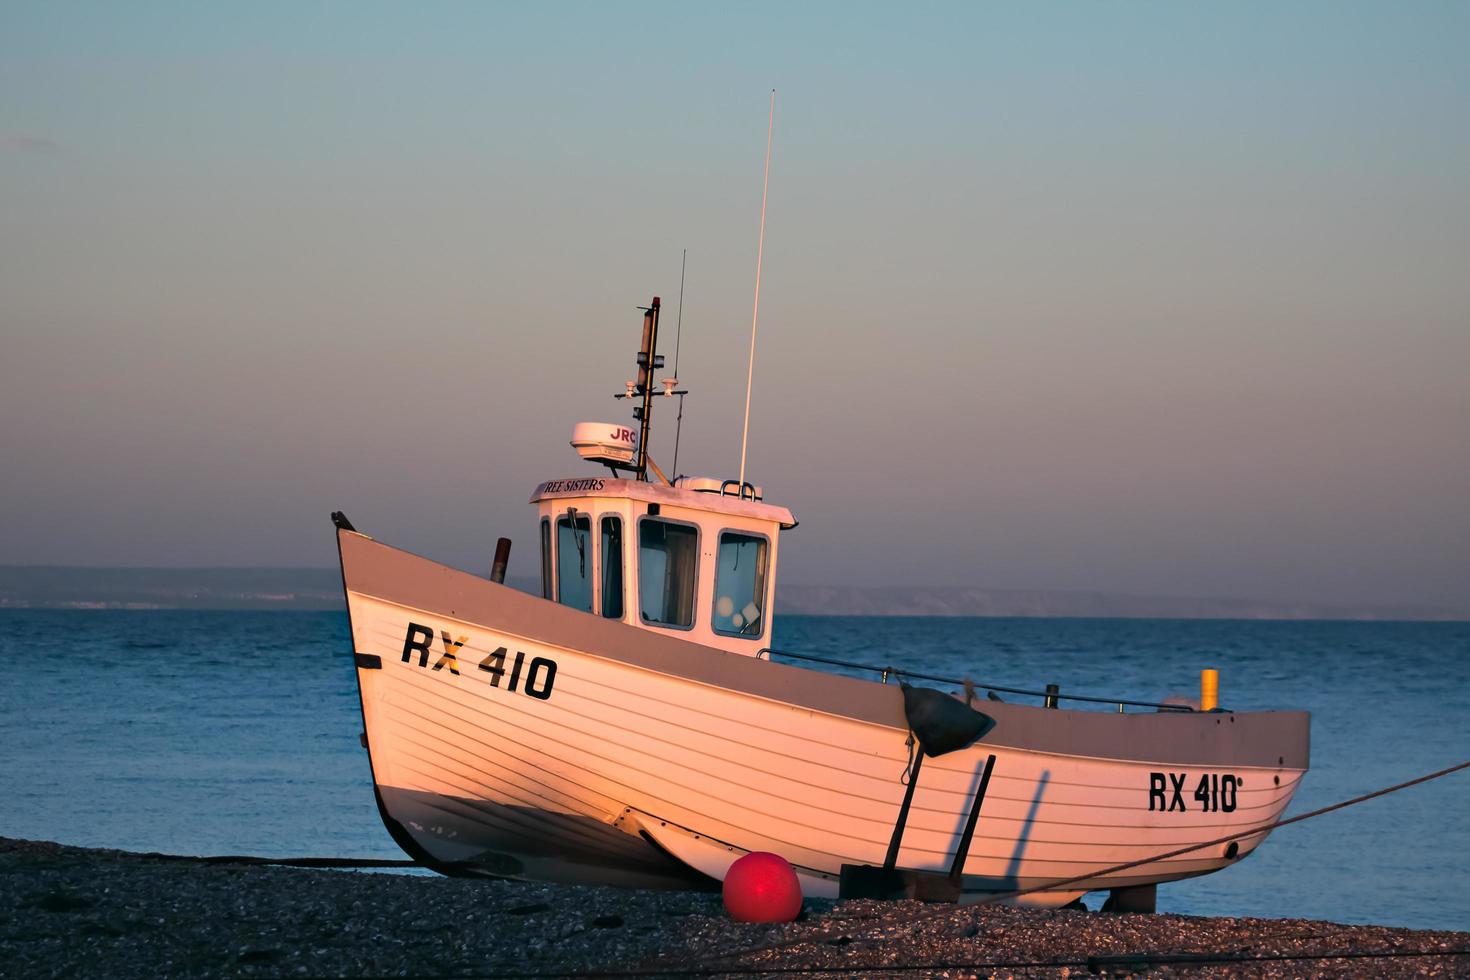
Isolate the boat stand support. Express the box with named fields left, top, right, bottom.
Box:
left=1101, top=883, right=1156, bottom=913
left=839, top=753, right=998, bottom=903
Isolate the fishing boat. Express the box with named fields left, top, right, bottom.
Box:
left=332, top=295, right=1310, bottom=911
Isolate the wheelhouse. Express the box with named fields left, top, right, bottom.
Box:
left=531, top=477, right=796, bottom=657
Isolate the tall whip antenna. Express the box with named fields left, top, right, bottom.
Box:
left=738, top=90, right=774, bottom=492
left=671, top=248, right=687, bottom=478
left=674, top=249, right=686, bottom=376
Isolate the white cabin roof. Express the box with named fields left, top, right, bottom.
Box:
left=530, top=477, right=796, bottom=528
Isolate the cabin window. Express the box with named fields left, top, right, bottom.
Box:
left=540, top=518, right=552, bottom=599
left=556, top=513, right=593, bottom=612
left=639, top=518, right=697, bottom=629
left=600, top=516, right=624, bottom=619
left=712, top=532, right=768, bottom=638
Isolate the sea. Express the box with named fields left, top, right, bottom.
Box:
left=2, top=611, right=1466, bottom=932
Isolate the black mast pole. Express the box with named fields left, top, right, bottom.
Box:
left=633, top=296, right=661, bottom=481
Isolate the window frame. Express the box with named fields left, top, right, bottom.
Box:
left=539, top=518, right=553, bottom=600
left=709, top=528, right=772, bottom=641
left=599, top=514, right=625, bottom=620
left=636, top=514, right=701, bottom=632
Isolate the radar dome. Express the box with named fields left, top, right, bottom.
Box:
left=571, top=422, right=638, bottom=467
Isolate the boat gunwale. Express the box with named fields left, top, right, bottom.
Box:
left=339, top=528, right=1309, bottom=772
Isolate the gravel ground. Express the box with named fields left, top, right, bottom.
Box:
left=2, top=838, right=1466, bottom=978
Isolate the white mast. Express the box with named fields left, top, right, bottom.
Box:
left=738, top=90, right=775, bottom=493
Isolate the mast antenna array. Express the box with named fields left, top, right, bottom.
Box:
left=632, top=297, right=661, bottom=481
left=613, top=295, right=687, bottom=484
left=738, top=89, right=775, bottom=491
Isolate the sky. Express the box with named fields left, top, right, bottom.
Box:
left=2, top=2, right=1467, bottom=611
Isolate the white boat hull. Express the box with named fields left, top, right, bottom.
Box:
left=340, top=530, right=1309, bottom=907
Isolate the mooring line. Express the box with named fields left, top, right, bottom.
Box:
left=984, top=758, right=1470, bottom=906
left=680, top=758, right=1470, bottom=974
left=136, top=851, right=422, bottom=870
left=423, top=945, right=1470, bottom=979
left=95, top=760, right=1468, bottom=977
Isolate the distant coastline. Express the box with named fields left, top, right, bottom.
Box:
left=770, top=584, right=1467, bottom=622
left=0, top=566, right=348, bottom=611
left=1, top=565, right=1463, bottom=621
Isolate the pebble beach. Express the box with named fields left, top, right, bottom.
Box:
left=2, top=838, right=1466, bottom=978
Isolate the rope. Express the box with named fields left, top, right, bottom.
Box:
left=94, top=760, right=1468, bottom=978
left=136, top=851, right=422, bottom=870
left=431, top=946, right=1470, bottom=978
left=984, top=758, right=1470, bottom=906
left=683, top=758, right=1470, bottom=974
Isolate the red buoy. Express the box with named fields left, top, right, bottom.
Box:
left=722, top=851, right=803, bottom=923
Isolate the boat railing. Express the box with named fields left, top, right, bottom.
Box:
left=756, top=646, right=1195, bottom=713
left=719, top=479, right=760, bottom=500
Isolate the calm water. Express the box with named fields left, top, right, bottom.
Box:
left=2, top=611, right=1466, bottom=931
